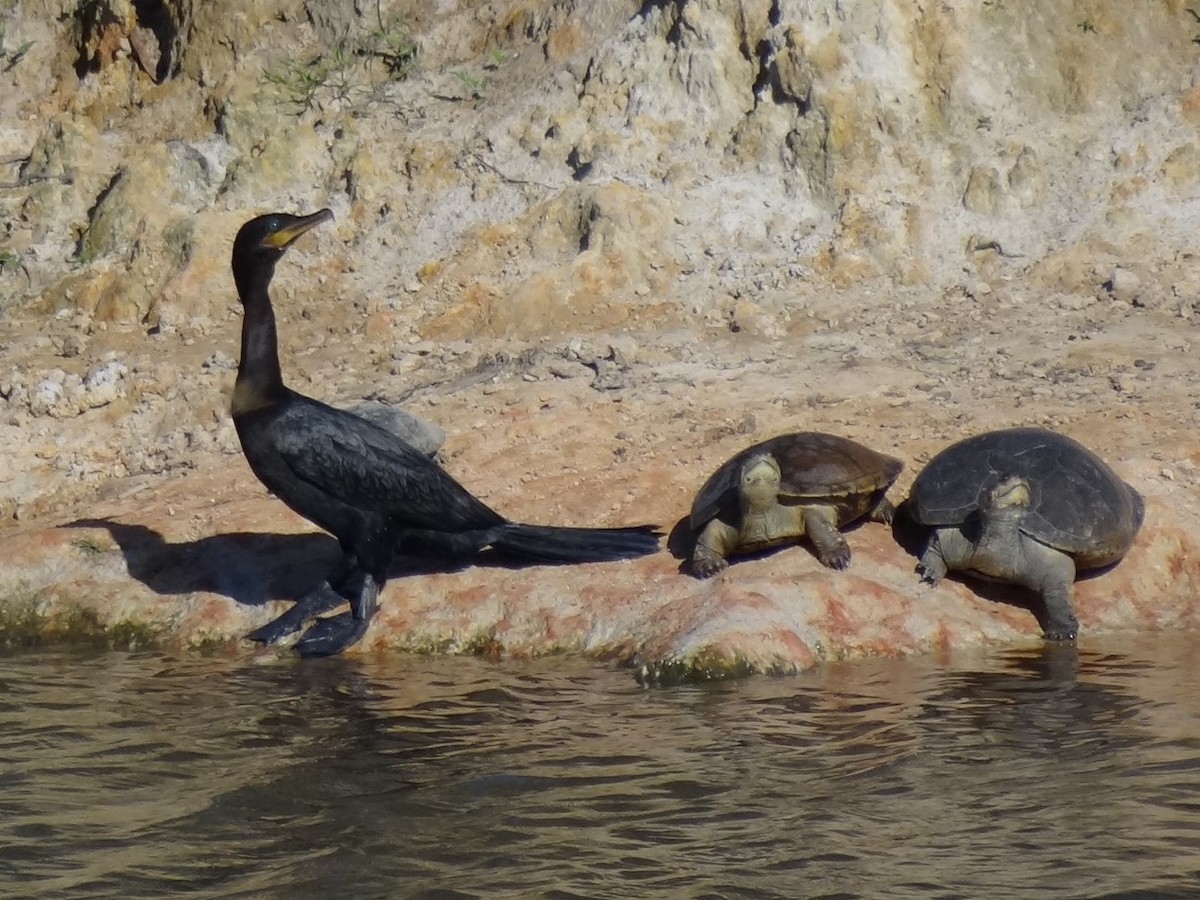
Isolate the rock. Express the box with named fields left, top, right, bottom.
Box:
left=0, top=466, right=1194, bottom=682
left=1105, top=267, right=1142, bottom=305
left=963, top=165, right=1002, bottom=214
left=0, top=0, right=1198, bottom=675
left=342, top=401, right=446, bottom=458
left=1161, top=143, right=1200, bottom=186
left=1007, top=147, right=1047, bottom=208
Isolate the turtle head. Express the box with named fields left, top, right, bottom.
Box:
left=983, top=474, right=1031, bottom=511
left=739, top=454, right=782, bottom=512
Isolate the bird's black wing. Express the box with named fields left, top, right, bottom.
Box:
left=273, top=394, right=504, bottom=531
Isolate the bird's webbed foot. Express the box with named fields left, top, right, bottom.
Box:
left=246, top=579, right=348, bottom=645
left=294, top=613, right=372, bottom=657
left=295, top=574, right=381, bottom=658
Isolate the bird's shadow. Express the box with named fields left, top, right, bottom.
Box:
left=67, top=517, right=598, bottom=609
left=68, top=518, right=345, bottom=608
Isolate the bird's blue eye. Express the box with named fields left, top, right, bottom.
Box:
left=264, top=216, right=281, bottom=232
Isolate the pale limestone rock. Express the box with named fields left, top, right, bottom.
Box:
left=0, top=0, right=1198, bottom=669
left=1160, top=143, right=1200, bottom=186
left=1106, top=267, right=1143, bottom=305
left=1006, top=146, right=1046, bottom=208
left=963, top=164, right=1001, bottom=214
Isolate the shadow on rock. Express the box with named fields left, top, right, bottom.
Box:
left=66, top=518, right=343, bottom=608
left=66, top=517, right=618, bottom=610
left=890, top=499, right=929, bottom=560
left=666, top=514, right=692, bottom=563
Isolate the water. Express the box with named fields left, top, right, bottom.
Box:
left=2, top=637, right=1199, bottom=900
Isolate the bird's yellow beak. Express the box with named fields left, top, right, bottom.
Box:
left=263, top=208, right=334, bottom=250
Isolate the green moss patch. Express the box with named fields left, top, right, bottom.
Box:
left=0, top=593, right=162, bottom=650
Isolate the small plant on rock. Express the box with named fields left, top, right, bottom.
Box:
left=263, top=8, right=417, bottom=114
left=0, top=19, right=33, bottom=72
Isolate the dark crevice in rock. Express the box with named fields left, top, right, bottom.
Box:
left=566, top=146, right=594, bottom=182
left=635, top=0, right=675, bottom=24
left=752, top=1, right=809, bottom=113
left=130, top=0, right=183, bottom=82
left=750, top=35, right=774, bottom=103
left=74, top=0, right=122, bottom=77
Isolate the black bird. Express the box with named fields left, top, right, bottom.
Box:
left=229, top=210, right=661, bottom=657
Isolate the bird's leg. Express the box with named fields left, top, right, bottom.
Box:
left=295, top=572, right=382, bottom=658
left=245, top=553, right=358, bottom=645
left=295, top=524, right=393, bottom=657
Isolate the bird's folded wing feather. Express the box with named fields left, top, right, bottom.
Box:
left=274, top=402, right=503, bottom=529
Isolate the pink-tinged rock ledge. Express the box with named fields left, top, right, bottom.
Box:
left=0, top=463, right=1195, bottom=682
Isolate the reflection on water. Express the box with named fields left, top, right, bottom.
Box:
left=2, top=636, right=1200, bottom=899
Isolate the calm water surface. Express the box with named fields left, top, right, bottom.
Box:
left=2, top=635, right=1199, bottom=899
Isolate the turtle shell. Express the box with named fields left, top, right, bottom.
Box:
left=690, top=432, right=903, bottom=531
left=908, top=426, right=1144, bottom=567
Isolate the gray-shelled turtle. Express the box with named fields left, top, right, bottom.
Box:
left=906, top=426, right=1144, bottom=641
left=688, top=432, right=903, bottom=577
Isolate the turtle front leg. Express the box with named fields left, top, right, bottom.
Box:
left=917, top=529, right=951, bottom=585
left=867, top=495, right=897, bottom=526
left=1030, top=549, right=1079, bottom=642
left=803, top=507, right=851, bottom=570
left=691, top=519, right=739, bottom=578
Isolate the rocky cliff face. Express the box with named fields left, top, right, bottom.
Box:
left=0, top=0, right=1197, bottom=676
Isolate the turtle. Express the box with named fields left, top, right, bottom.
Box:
left=906, top=426, right=1145, bottom=641
left=688, top=432, right=903, bottom=577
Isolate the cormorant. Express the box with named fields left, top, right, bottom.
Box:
left=229, top=210, right=661, bottom=657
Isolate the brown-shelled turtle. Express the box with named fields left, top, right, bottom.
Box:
left=688, top=432, right=903, bottom=577
left=906, top=426, right=1144, bottom=641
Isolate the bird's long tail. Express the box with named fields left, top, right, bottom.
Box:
left=491, top=522, right=661, bottom=564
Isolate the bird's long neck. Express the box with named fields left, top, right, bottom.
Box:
left=232, top=261, right=287, bottom=416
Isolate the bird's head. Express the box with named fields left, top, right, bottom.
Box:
left=231, top=209, right=334, bottom=292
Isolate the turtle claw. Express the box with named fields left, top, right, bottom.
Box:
left=690, top=555, right=728, bottom=579
left=869, top=497, right=897, bottom=526
left=1041, top=614, right=1079, bottom=643
left=917, top=550, right=947, bottom=587
left=296, top=613, right=372, bottom=658
left=818, top=546, right=851, bottom=570
left=1042, top=627, right=1078, bottom=643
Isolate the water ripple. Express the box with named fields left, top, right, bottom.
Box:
left=2, top=637, right=1199, bottom=898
